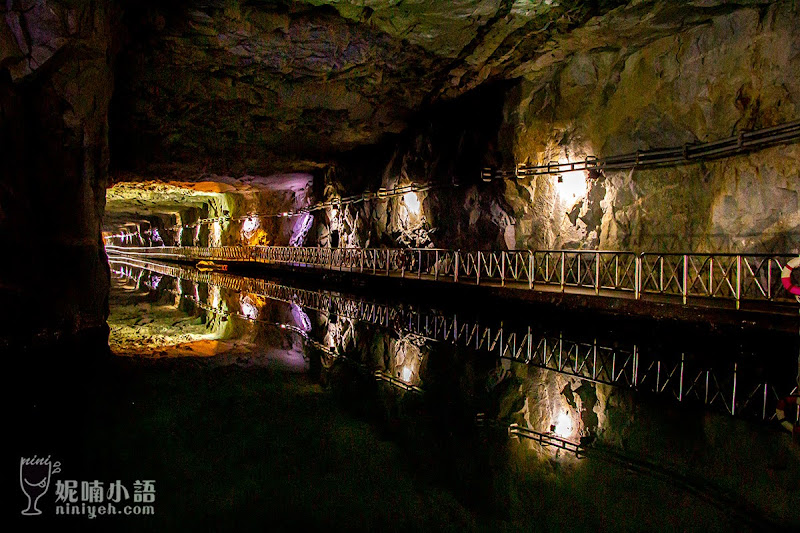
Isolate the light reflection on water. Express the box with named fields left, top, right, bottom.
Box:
left=108, top=257, right=800, bottom=529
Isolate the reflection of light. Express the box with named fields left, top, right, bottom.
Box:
left=553, top=411, right=573, bottom=438
left=555, top=171, right=587, bottom=200
left=240, top=295, right=258, bottom=319
left=209, top=285, right=221, bottom=309
left=291, top=303, right=312, bottom=332
left=403, top=191, right=420, bottom=215
left=148, top=274, right=162, bottom=291
left=394, top=338, right=422, bottom=385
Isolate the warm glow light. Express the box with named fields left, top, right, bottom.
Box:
left=403, top=191, right=420, bottom=215
left=210, top=221, right=222, bottom=246
left=553, top=411, right=573, bottom=438
left=240, top=295, right=258, bottom=320
left=242, top=217, right=259, bottom=237
left=209, top=285, right=221, bottom=309
left=555, top=171, right=587, bottom=201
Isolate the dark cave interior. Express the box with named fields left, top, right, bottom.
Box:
left=4, top=0, right=799, bottom=530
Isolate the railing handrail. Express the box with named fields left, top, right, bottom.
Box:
left=106, top=245, right=799, bottom=257
left=106, top=245, right=800, bottom=309
left=640, top=252, right=797, bottom=258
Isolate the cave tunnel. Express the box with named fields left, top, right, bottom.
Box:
left=5, top=0, right=800, bottom=530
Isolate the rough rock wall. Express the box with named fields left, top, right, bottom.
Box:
left=503, top=0, right=800, bottom=252
left=310, top=2, right=799, bottom=254
left=309, top=84, right=515, bottom=250
left=110, top=0, right=444, bottom=179
left=1, top=1, right=115, bottom=346
left=104, top=177, right=314, bottom=248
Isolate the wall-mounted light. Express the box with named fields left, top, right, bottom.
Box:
left=555, top=170, right=587, bottom=201
left=239, top=295, right=259, bottom=320
left=241, top=217, right=259, bottom=237
left=552, top=411, right=574, bottom=439
left=403, top=191, right=421, bottom=215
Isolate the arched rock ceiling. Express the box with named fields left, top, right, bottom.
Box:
left=27, top=0, right=770, bottom=180
left=104, top=175, right=312, bottom=220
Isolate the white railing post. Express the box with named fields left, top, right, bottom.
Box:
left=767, top=259, right=772, bottom=300
left=635, top=255, right=641, bottom=300
left=528, top=251, right=533, bottom=290
left=709, top=257, right=714, bottom=298
left=735, top=255, right=742, bottom=310
left=501, top=251, right=506, bottom=286
left=595, top=252, right=600, bottom=295
left=682, top=255, right=688, bottom=305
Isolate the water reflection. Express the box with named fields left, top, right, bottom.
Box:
left=110, top=256, right=798, bottom=428
left=108, top=255, right=800, bottom=529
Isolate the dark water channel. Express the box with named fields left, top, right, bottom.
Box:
left=18, top=256, right=798, bottom=531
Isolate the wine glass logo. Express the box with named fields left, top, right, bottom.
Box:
left=20, top=456, right=56, bottom=516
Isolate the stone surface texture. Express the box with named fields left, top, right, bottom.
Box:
left=502, top=0, right=800, bottom=252
left=4, top=0, right=800, bottom=345
left=1, top=0, right=115, bottom=346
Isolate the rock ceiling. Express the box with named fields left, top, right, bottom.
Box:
left=4, top=0, right=774, bottom=181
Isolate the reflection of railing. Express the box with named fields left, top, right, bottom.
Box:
left=476, top=414, right=582, bottom=453
left=107, top=246, right=799, bottom=310
left=109, top=255, right=799, bottom=426
left=373, top=370, right=424, bottom=394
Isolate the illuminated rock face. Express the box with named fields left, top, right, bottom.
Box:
left=5, top=0, right=800, bottom=345
left=303, top=0, right=800, bottom=253
left=502, top=1, right=800, bottom=252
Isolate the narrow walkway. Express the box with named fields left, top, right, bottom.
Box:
left=106, top=246, right=800, bottom=318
